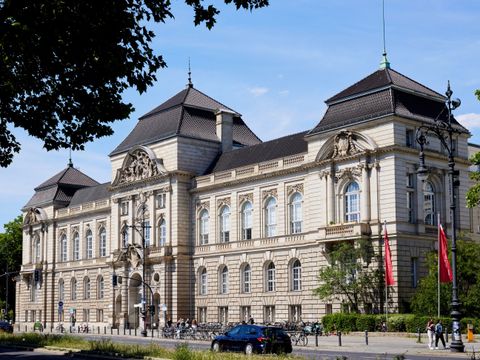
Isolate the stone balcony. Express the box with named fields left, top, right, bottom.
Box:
left=319, top=222, right=371, bottom=240
left=194, top=233, right=306, bottom=255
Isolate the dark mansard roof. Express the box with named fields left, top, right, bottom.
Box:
left=23, top=165, right=99, bottom=209
left=110, top=86, right=261, bottom=156
left=309, top=67, right=468, bottom=135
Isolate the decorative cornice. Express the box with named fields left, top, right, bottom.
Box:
left=334, top=165, right=362, bottom=182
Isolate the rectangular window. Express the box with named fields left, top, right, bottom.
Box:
left=156, top=193, right=166, bottom=209
left=264, top=305, right=275, bottom=323
left=407, top=191, right=415, bottom=223
left=218, top=306, right=228, bottom=324
left=411, top=257, right=418, bottom=288
left=289, top=305, right=302, bottom=322
left=31, top=310, right=36, bottom=322
left=25, top=310, right=28, bottom=322
left=198, top=307, right=207, bottom=323
left=406, top=173, right=414, bottom=188
left=120, top=201, right=129, bottom=216
left=406, top=129, right=415, bottom=148
left=143, top=221, right=151, bottom=247
left=96, top=309, right=104, bottom=322
left=240, top=306, right=251, bottom=323
left=83, top=309, right=90, bottom=322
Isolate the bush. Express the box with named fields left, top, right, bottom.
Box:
left=356, top=315, right=376, bottom=332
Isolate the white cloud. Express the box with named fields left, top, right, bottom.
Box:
left=248, top=87, right=269, bottom=97
left=278, top=90, right=289, bottom=96
left=457, top=113, right=480, bottom=129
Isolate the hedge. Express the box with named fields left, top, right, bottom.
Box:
left=321, top=313, right=478, bottom=334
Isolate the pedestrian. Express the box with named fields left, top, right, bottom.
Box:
left=248, top=316, right=254, bottom=324
left=426, top=318, right=434, bottom=349
left=434, top=319, right=446, bottom=349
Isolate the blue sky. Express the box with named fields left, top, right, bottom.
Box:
left=1, top=0, right=480, bottom=231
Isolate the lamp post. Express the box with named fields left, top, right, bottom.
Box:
left=416, top=81, right=464, bottom=353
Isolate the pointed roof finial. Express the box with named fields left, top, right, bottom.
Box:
left=379, top=0, right=391, bottom=69
left=68, top=148, right=73, bottom=167
left=187, top=58, right=193, bottom=88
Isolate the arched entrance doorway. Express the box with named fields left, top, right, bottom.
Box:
left=128, top=273, right=142, bottom=329
left=114, top=294, right=122, bottom=328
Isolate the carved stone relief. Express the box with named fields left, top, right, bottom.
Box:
left=287, top=183, right=304, bottom=195
left=262, top=189, right=278, bottom=200
left=332, top=130, right=359, bottom=158
left=115, top=149, right=161, bottom=185
left=334, top=165, right=362, bottom=183
left=239, top=193, right=253, bottom=205
left=217, top=197, right=231, bottom=209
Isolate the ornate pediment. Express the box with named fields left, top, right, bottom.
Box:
left=316, top=130, right=377, bottom=162
left=23, top=207, right=47, bottom=226
left=113, top=146, right=166, bottom=186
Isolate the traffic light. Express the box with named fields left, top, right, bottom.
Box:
left=34, top=270, right=39, bottom=283
left=112, top=274, right=118, bottom=287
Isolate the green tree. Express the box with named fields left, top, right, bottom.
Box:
left=314, top=240, right=383, bottom=313
left=467, top=152, right=480, bottom=208
left=410, top=238, right=480, bottom=317
left=0, top=0, right=269, bottom=167
left=0, top=215, right=22, bottom=319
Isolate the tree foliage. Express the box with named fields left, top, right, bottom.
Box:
left=467, top=152, right=480, bottom=208
left=314, top=240, right=383, bottom=313
left=0, top=0, right=269, bottom=167
left=410, top=237, right=480, bottom=317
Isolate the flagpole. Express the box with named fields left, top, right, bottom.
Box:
left=437, top=213, right=441, bottom=318
left=384, top=220, right=388, bottom=326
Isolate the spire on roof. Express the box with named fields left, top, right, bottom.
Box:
left=187, top=58, right=193, bottom=88
left=379, top=0, right=391, bottom=69
left=68, top=148, right=73, bottom=167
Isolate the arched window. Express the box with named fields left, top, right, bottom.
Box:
left=73, top=232, right=80, bottom=260
left=59, top=279, right=65, bottom=301
left=86, top=229, right=93, bottom=259
left=60, top=234, right=68, bottom=262
left=424, top=181, right=436, bottom=225
left=290, top=192, right=303, bottom=234
left=199, top=268, right=208, bottom=295
left=121, top=226, right=129, bottom=248
left=219, top=206, right=230, bottom=243
left=220, top=266, right=229, bottom=294
left=266, top=262, right=276, bottom=292
left=71, top=278, right=77, bottom=300
left=265, top=197, right=277, bottom=237
left=242, top=264, right=251, bottom=293
left=158, top=219, right=167, bottom=246
left=33, top=235, right=41, bottom=263
left=241, top=201, right=253, bottom=240
left=84, top=277, right=91, bottom=299
left=199, top=209, right=209, bottom=245
left=291, top=259, right=302, bottom=291
left=97, top=276, right=104, bottom=299
left=99, top=227, right=107, bottom=257
left=345, top=182, right=360, bottom=222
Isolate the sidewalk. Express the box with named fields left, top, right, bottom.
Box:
left=303, top=332, right=478, bottom=357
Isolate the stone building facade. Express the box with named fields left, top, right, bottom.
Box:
left=17, top=64, right=476, bottom=330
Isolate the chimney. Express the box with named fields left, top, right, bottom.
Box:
left=215, top=109, right=235, bottom=152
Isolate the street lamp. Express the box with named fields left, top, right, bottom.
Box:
left=416, top=81, right=464, bottom=353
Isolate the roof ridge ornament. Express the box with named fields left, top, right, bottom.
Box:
left=187, top=57, right=193, bottom=88
left=379, top=0, right=391, bottom=69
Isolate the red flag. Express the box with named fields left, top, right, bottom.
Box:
left=439, top=224, right=453, bottom=283
left=384, top=224, right=395, bottom=286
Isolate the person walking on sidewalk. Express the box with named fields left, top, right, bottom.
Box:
left=435, top=319, right=446, bottom=349
left=426, top=318, right=435, bottom=350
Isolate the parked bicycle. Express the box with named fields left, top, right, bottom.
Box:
left=289, top=331, right=308, bottom=346
left=55, top=323, right=65, bottom=333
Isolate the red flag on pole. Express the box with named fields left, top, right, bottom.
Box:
left=439, top=224, right=453, bottom=283
left=384, top=224, right=395, bottom=286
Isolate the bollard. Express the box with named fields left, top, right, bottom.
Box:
left=338, top=331, right=342, bottom=346
left=446, top=328, right=449, bottom=343
left=123, top=327, right=125, bottom=335
left=417, top=327, right=421, bottom=343
left=104, top=326, right=106, bottom=334
left=129, top=328, right=131, bottom=336
left=365, top=330, right=368, bottom=345
left=134, top=328, right=137, bottom=336
left=111, top=327, right=113, bottom=335
left=315, top=332, right=318, bottom=347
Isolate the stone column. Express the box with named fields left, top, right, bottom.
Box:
left=327, top=172, right=335, bottom=224
left=121, top=265, right=129, bottom=328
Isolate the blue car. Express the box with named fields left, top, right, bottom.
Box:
left=0, top=321, right=13, bottom=333
left=211, top=324, right=293, bottom=355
